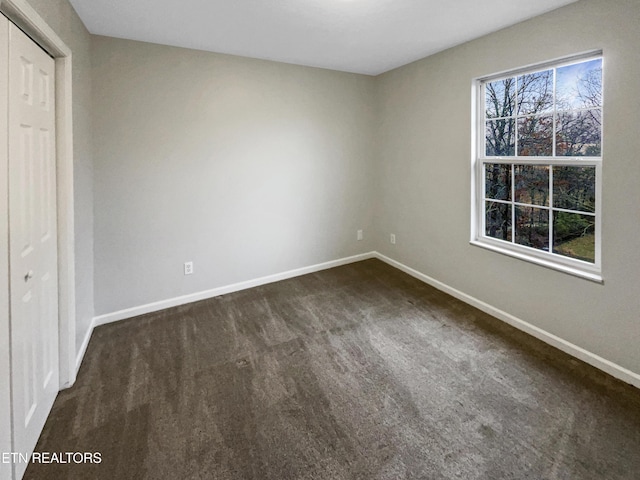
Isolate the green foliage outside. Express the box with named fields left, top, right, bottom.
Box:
left=554, top=233, right=595, bottom=263
left=553, top=211, right=593, bottom=241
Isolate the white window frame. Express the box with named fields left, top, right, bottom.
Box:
left=471, top=52, right=603, bottom=283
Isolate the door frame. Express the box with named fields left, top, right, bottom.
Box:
left=0, top=0, right=76, bottom=392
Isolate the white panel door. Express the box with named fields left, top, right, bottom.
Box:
left=0, top=13, right=14, bottom=480
left=8, top=22, right=58, bottom=480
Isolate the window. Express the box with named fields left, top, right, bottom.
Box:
left=472, top=54, right=603, bottom=282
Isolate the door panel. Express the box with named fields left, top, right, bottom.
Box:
left=0, top=14, right=13, bottom=480
left=8, top=22, right=58, bottom=480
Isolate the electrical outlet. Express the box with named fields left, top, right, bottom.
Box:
left=357, top=229, right=363, bottom=241
left=390, top=234, right=396, bottom=245
left=184, top=261, right=193, bottom=275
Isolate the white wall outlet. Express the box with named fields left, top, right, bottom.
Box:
left=390, top=233, right=396, bottom=245
left=357, top=229, right=363, bottom=241
left=184, top=261, right=193, bottom=275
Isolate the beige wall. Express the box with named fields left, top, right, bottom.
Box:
left=375, top=0, right=640, bottom=374
left=91, top=36, right=376, bottom=315
left=25, top=0, right=94, bottom=356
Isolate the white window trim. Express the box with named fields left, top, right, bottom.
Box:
left=470, top=52, right=603, bottom=284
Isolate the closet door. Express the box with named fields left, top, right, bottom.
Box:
left=8, top=21, right=58, bottom=480
left=0, top=13, right=13, bottom=480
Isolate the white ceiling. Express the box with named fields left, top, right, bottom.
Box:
left=69, top=0, right=578, bottom=76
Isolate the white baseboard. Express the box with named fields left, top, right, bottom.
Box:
left=75, top=316, right=96, bottom=375
left=78, top=249, right=639, bottom=390
left=84, top=250, right=376, bottom=334
left=76, top=252, right=375, bottom=372
left=374, top=252, right=640, bottom=389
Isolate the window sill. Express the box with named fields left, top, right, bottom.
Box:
left=470, top=239, right=603, bottom=284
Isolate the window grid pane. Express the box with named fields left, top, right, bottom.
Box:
left=552, top=211, right=596, bottom=262
left=482, top=161, right=596, bottom=264
left=515, top=206, right=549, bottom=251
left=483, top=58, right=602, bottom=160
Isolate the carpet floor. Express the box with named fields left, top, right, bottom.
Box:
left=25, top=259, right=640, bottom=479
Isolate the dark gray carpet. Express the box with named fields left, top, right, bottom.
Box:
left=25, top=259, right=640, bottom=479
